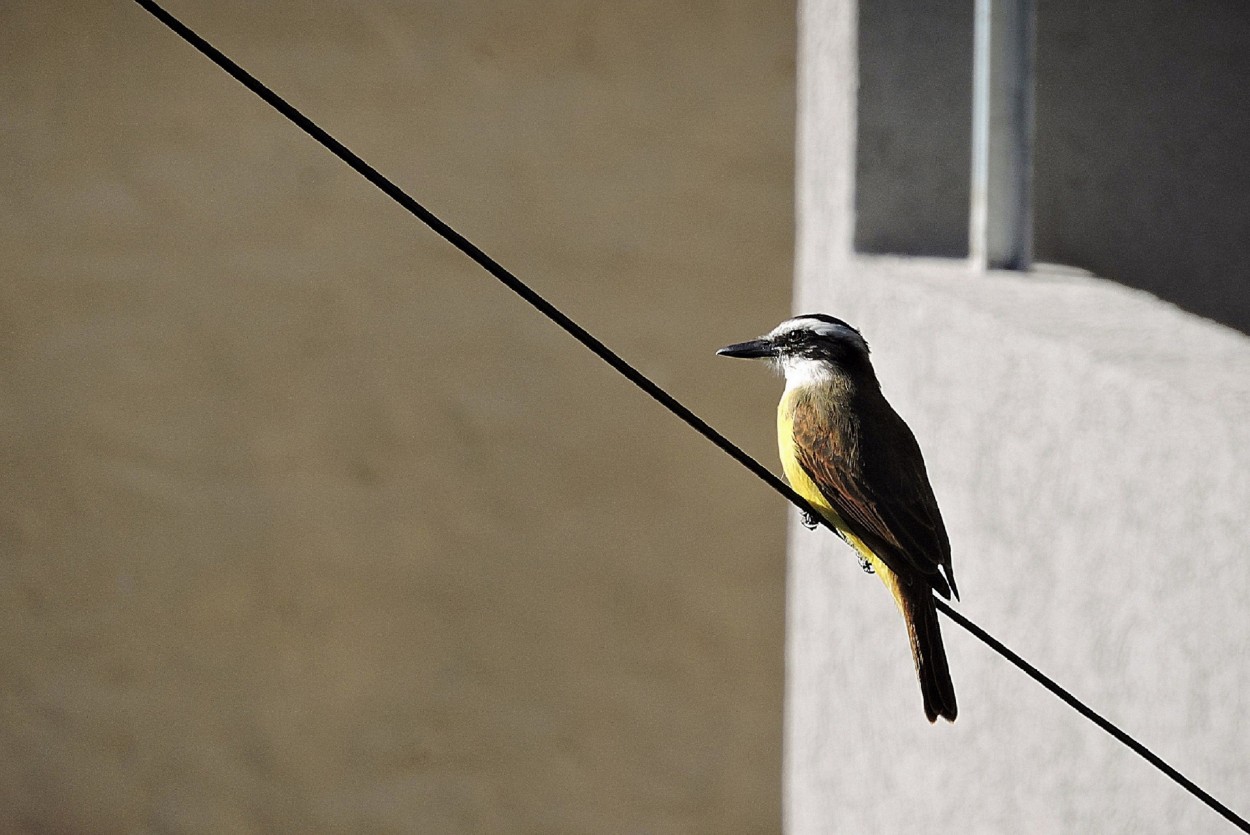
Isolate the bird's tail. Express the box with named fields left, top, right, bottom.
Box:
left=902, top=589, right=958, bottom=723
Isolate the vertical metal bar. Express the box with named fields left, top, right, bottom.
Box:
left=969, top=0, right=1035, bottom=271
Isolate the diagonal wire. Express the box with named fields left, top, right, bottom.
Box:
left=937, top=601, right=1247, bottom=830
left=128, top=1, right=1249, bottom=831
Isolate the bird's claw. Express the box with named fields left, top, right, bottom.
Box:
left=801, top=511, right=819, bottom=530
left=857, top=555, right=875, bottom=574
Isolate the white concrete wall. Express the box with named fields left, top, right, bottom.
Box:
left=788, top=1, right=1250, bottom=831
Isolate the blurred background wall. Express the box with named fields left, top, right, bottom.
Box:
left=791, top=1, right=1250, bottom=831
left=0, top=2, right=796, bottom=831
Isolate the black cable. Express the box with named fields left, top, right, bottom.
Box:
left=128, top=2, right=1250, bottom=831
left=936, top=600, right=1245, bottom=830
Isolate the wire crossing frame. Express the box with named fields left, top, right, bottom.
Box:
left=128, top=1, right=1249, bottom=831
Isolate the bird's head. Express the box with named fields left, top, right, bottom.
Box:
left=717, top=313, right=872, bottom=387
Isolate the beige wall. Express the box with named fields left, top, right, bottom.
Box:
left=0, top=3, right=795, bottom=831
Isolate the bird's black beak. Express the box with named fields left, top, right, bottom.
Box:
left=716, top=338, right=776, bottom=359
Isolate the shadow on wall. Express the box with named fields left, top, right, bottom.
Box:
left=1033, top=0, right=1250, bottom=336
left=854, top=0, right=1250, bottom=337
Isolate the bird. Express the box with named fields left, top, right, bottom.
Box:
left=718, top=313, right=958, bottom=722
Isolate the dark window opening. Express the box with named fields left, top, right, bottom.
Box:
left=854, top=0, right=975, bottom=258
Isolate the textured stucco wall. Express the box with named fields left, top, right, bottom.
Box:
left=789, top=1, right=1250, bottom=831
left=1, top=2, right=794, bottom=831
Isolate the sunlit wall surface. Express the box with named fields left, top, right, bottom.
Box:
left=789, top=1, right=1250, bottom=831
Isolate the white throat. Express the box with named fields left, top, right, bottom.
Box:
left=781, top=356, right=836, bottom=392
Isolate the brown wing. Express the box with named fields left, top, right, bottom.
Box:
left=792, top=386, right=957, bottom=600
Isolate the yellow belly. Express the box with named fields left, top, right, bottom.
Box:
left=777, top=393, right=907, bottom=614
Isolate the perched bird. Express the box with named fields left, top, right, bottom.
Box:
left=718, top=314, right=958, bottom=722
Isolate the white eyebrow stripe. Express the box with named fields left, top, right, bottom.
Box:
left=767, top=317, right=867, bottom=351
left=767, top=317, right=825, bottom=339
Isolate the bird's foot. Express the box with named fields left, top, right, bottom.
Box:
left=856, top=554, right=875, bottom=574
left=801, top=511, right=819, bottom=530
